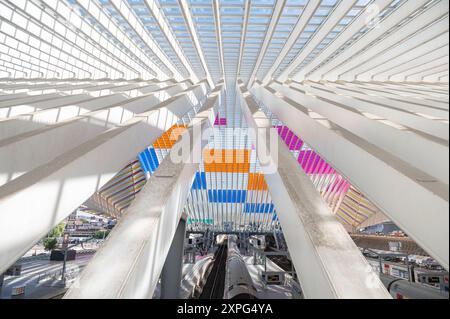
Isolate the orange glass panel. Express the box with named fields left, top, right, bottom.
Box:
left=248, top=173, right=268, bottom=190
left=152, top=124, right=187, bottom=149
left=203, top=149, right=250, bottom=173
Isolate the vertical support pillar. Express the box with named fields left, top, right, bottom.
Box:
left=238, top=80, right=391, bottom=298
left=0, top=272, right=4, bottom=295
left=160, top=218, right=187, bottom=299
left=65, top=84, right=223, bottom=299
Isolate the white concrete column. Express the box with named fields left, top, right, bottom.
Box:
left=238, top=80, right=391, bottom=299
left=0, top=83, right=207, bottom=187
left=302, top=81, right=449, bottom=141
left=0, top=82, right=208, bottom=274
left=160, top=217, right=187, bottom=299
left=271, top=82, right=448, bottom=184
left=64, top=85, right=222, bottom=299
left=250, top=83, right=449, bottom=270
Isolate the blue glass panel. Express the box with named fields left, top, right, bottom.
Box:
left=244, top=203, right=275, bottom=213
left=208, top=190, right=247, bottom=203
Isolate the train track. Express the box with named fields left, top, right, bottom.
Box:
left=199, top=244, right=227, bottom=299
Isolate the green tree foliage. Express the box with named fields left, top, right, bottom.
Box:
left=48, top=222, right=65, bottom=238
left=42, top=222, right=65, bottom=251
left=43, top=237, right=58, bottom=251
left=93, top=230, right=110, bottom=239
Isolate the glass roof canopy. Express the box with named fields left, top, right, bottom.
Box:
left=189, top=0, right=222, bottom=84
left=2, top=0, right=443, bottom=85
left=63, top=0, right=446, bottom=233
left=1, top=0, right=446, bottom=233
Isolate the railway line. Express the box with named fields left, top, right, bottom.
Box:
left=198, top=244, right=227, bottom=299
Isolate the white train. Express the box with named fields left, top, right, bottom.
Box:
left=379, top=274, right=448, bottom=299
left=224, top=235, right=258, bottom=299
left=367, top=257, right=449, bottom=292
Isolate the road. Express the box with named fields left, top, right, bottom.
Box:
left=0, top=253, right=94, bottom=299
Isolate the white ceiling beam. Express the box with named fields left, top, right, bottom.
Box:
left=409, top=65, right=450, bottom=82
left=396, top=57, right=450, bottom=81
left=274, top=81, right=449, bottom=184
left=178, top=0, right=215, bottom=88
left=247, top=0, right=287, bottom=88
left=303, top=81, right=449, bottom=141
left=0, top=84, right=204, bottom=187
left=328, top=82, right=449, bottom=118
left=363, top=39, right=449, bottom=83
left=110, top=0, right=185, bottom=82
left=39, top=0, right=144, bottom=79
left=336, top=5, right=449, bottom=81
left=212, top=0, right=226, bottom=89
left=75, top=0, right=167, bottom=79
left=251, top=83, right=449, bottom=270
left=238, top=81, right=391, bottom=299
left=4, top=0, right=133, bottom=79
left=0, top=89, right=210, bottom=275
left=372, top=42, right=449, bottom=81
left=0, top=82, right=180, bottom=140
left=300, top=0, right=431, bottom=81
left=387, top=82, right=449, bottom=94
left=354, top=81, right=449, bottom=102
left=277, top=0, right=358, bottom=83
left=0, top=40, right=77, bottom=78
left=237, top=0, right=251, bottom=77
left=143, top=0, right=200, bottom=84
left=64, top=86, right=222, bottom=299
left=260, top=0, right=321, bottom=86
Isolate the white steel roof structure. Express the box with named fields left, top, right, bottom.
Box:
left=0, top=0, right=448, bottom=299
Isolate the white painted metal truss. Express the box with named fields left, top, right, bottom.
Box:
left=0, top=0, right=446, bottom=83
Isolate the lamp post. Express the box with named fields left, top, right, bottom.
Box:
left=60, top=233, right=70, bottom=284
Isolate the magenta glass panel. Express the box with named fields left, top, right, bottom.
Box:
left=310, top=154, right=321, bottom=174
left=275, top=125, right=349, bottom=183
left=214, top=115, right=227, bottom=126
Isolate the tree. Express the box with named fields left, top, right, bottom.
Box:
left=43, top=237, right=58, bottom=251
left=93, top=230, right=110, bottom=239
left=47, top=222, right=65, bottom=238
left=42, top=222, right=65, bottom=251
